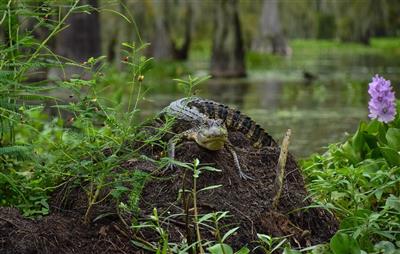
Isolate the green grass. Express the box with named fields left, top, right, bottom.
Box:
left=189, top=37, right=400, bottom=73
left=290, top=37, right=400, bottom=56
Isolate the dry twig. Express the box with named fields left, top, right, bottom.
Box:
left=272, top=129, right=291, bottom=209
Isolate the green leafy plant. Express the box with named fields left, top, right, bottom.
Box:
left=130, top=158, right=253, bottom=253
left=302, top=101, right=400, bottom=252
left=0, top=0, right=160, bottom=220
left=254, top=234, right=289, bottom=254
left=0, top=0, right=83, bottom=147
left=173, top=75, right=211, bottom=96
left=0, top=0, right=89, bottom=216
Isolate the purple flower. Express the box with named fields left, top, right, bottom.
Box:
left=368, top=75, right=396, bottom=123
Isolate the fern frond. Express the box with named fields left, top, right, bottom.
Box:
left=0, top=99, right=19, bottom=111
left=0, top=145, right=31, bottom=160
left=0, top=78, right=21, bottom=88
left=0, top=120, right=13, bottom=132
left=5, top=61, right=52, bottom=69
left=0, top=70, right=14, bottom=79
left=0, top=105, right=21, bottom=117
left=12, top=93, right=58, bottom=101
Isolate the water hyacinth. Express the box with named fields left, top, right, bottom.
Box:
left=368, top=75, right=396, bottom=123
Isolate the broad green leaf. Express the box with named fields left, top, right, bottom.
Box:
left=208, top=244, right=233, bottom=254
left=385, top=195, right=400, bottom=212
left=378, top=123, right=389, bottom=144
left=139, top=58, right=154, bottom=74
left=342, top=141, right=360, bottom=164
left=352, top=128, right=365, bottom=155
left=370, top=147, right=383, bottom=159
left=198, top=213, right=214, bottom=223
left=374, top=241, right=396, bottom=253
left=306, top=244, right=331, bottom=254
left=271, top=239, right=288, bottom=253
left=283, top=247, right=301, bottom=254
left=330, top=232, right=361, bottom=254
left=216, top=211, right=230, bottom=221
left=221, top=227, right=240, bottom=242
left=257, top=233, right=272, bottom=244
left=365, top=120, right=380, bottom=133
left=235, top=247, right=250, bottom=254
left=375, top=231, right=396, bottom=240
left=386, top=128, right=400, bottom=150
left=331, top=191, right=348, bottom=201
left=131, top=240, right=156, bottom=252
left=380, top=147, right=400, bottom=167
left=374, top=189, right=383, bottom=201
left=364, top=133, right=379, bottom=149
left=340, top=216, right=362, bottom=230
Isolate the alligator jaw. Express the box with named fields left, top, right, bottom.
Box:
left=197, top=137, right=226, bottom=151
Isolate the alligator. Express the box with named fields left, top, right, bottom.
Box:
left=160, top=97, right=278, bottom=179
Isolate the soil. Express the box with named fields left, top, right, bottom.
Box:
left=0, top=123, right=338, bottom=253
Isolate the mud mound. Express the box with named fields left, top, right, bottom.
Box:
left=0, top=125, right=337, bottom=253
left=137, top=131, right=338, bottom=249
left=0, top=207, right=136, bottom=254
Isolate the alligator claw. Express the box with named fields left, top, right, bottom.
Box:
left=166, top=162, right=176, bottom=171
left=158, top=161, right=176, bottom=176
left=237, top=161, right=254, bottom=180
left=155, top=157, right=177, bottom=176
left=239, top=170, right=254, bottom=180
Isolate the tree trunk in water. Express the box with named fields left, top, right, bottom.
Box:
left=150, top=0, right=174, bottom=60
left=252, top=0, right=289, bottom=56
left=101, top=0, right=156, bottom=68
left=50, top=0, right=101, bottom=79
left=149, top=0, right=193, bottom=60
left=210, top=0, right=246, bottom=78
left=173, top=0, right=193, bottom=60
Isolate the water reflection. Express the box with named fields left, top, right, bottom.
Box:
left=204, top=78, right=250, bottom=107
left=201, top=79, right=366, bottom=158
left=142, top=52, right=399, bottom=158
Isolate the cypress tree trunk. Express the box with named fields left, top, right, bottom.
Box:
left=252, top=0, right=289, bottom=56
left=150, top=0, right=175, bottom=60
left=149, top=0, right=193, bottom=60
left=101, top=0, right=149, bottom=68
left=210, top=0, right=246, bottom=78
left=173, top=0, right=193, bottom=60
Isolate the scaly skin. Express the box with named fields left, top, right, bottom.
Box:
left=187, top=98, right=277, bottom=148
left=161, top=97, right=277, bottom=179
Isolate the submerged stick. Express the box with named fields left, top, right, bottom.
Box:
left=272, top=129, right=291, bottom=209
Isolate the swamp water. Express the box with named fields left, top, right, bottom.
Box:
left=140, top=51, right=400, bottom=158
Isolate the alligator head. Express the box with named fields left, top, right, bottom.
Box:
left=193, top=119, right=228, bottom=151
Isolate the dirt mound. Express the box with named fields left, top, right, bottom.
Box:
left=0, top=125, right=337, bottom=253
left=0, top=207, right=135, bottom=254
left=137, top=130, right=338, bottom=249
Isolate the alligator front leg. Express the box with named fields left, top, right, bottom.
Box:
left=225, top=142, right=254, bottom=180
left=166, top=129, right=195, bottom=171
